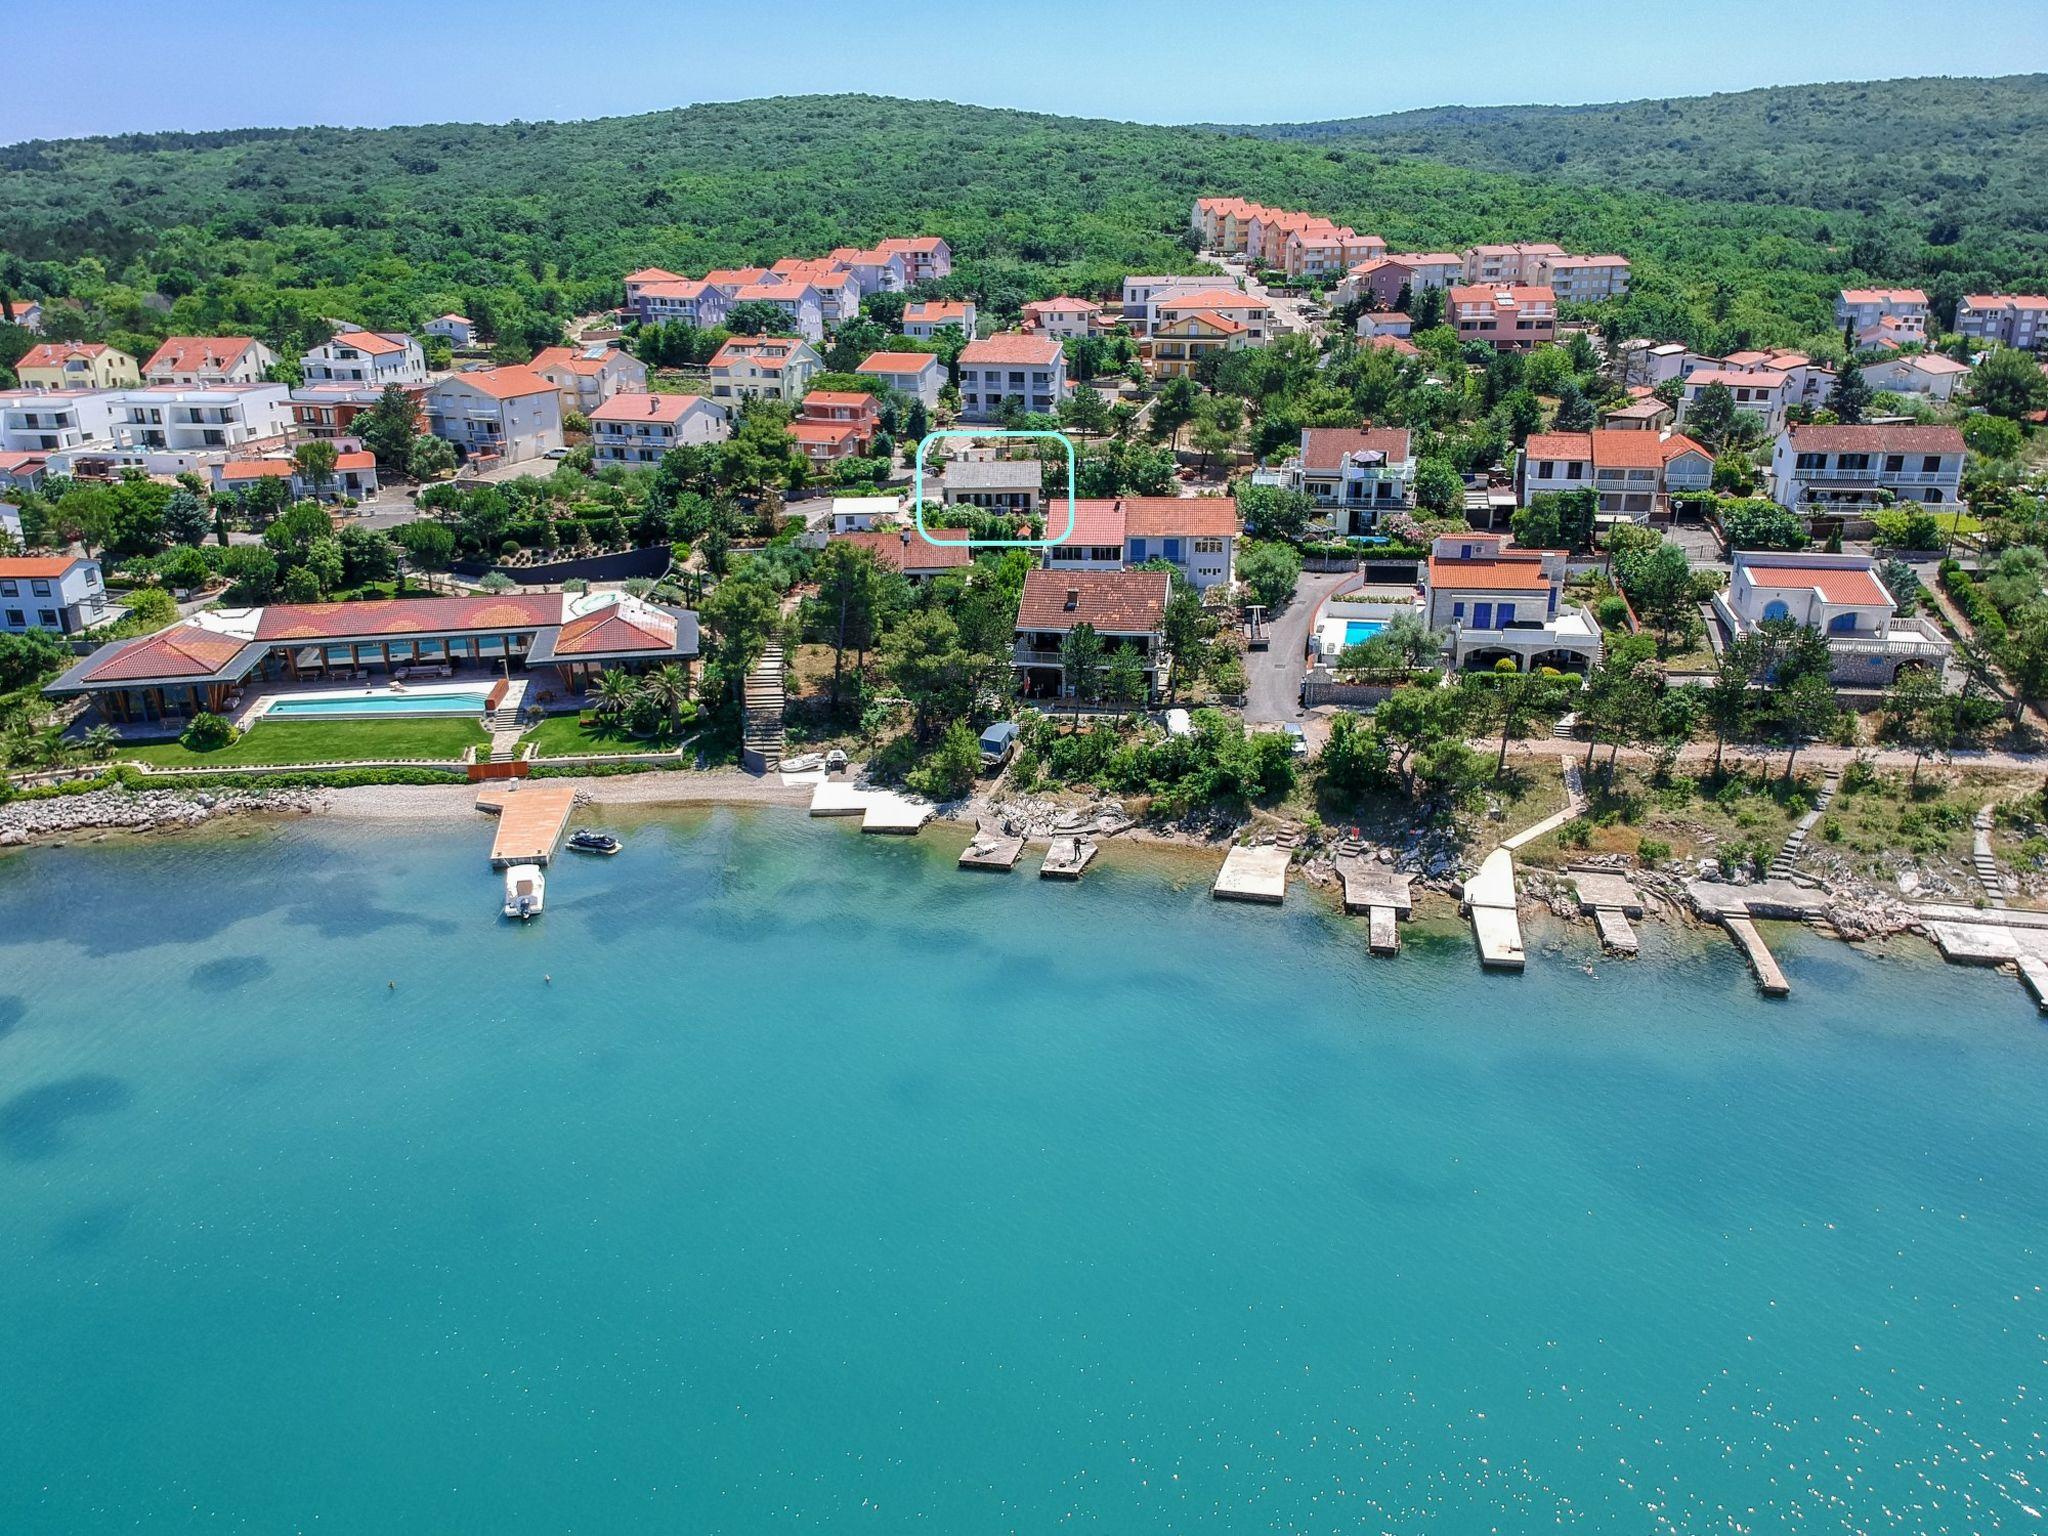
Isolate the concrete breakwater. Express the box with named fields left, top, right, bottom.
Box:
left=0, top=786, right=326, bottom=845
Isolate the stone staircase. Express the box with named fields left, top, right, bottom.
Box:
left=486, top=678, right=528, bottom=763
left=1552, top=710, right=1581, bottom=740
left=1767, top=768, right=1840, bottom=879
left=1973, top=804, right=2008, bottom=908
left=741, top=643, right=788, bottom=773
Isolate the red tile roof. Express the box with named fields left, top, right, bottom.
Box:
left=530, top=345, right=632, bottom=377
left=331, top=330, right=404, bottom=357
left=960, top=334, right=1062, bottom=366
left=552, top=602, right=677, bottom=655
left=1745, top=563, right=1890, bottom=606
left=1786, top=424, right=1965, bottom=454
left=218, top=460, right=296, bottom=482
left=1840, top=288, right=1927, bottom=305
left=443, top=366, right=554, bottom=400
left=856, top=351, right=941, bottom=375
left=589, top=392, right=709, bottom=425
left=1054, top=499, right=1127, bottom=546
left=1120, top=496, right=1239, bottom=538
left=906, top=301, right=973, bottom=323
left=709, top=337, right=806, bottom=368
left=84, top=621, right=250, bottom=683
left=254, top=595, right=560, bottom=641
left=144, top=336, right=261, bottom=375
left=1427, top=556, right=1553, bottom=592
left=1155, top=289, right=1265, bottom=312
left=16, top=342, right=111, bottom=368
left=803, top=390, right=876, bottom=409
left=1300, top=427, right=1411, bottom=472
left=1523, top=433, right=1593, bottom=463
left=836, top=528, right=974, bottom=572
left=624, top=267, right=684, bottom=284
left=1016, top=568, right=1170, bottom=634
left=0, top=556, right=84, bottom=577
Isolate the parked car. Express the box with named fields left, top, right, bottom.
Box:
left=979, top=721, right=1019, bottom=769
left=542, top=446, right=570, bottom=460
left=1281, top=722, right=1308, bottom=757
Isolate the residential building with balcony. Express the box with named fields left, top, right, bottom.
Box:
left=707, top=336, right=823, bottom=403
left=1861, top=351, right=1973, bottom=402
left=1012, top=568, right=1171, bottom=701
left=530, top=343, right=648, bottom=416
left=1021, top=297, right=1104, bottom=339
left=215, top=449, right=379, bottom=502
left=1716, top=551, right=1950, bottom=686
left=424, top=314, right=475, bottom=348
left=957, top=334, right=1068, bottom=420
left=1678, top=368, right=1790, bottom=435
left=1770, top=423, right=1966, bottom=510
left=1835, top=288, right=1928, bottom=337
left=1152, top=289, right=1271, bottom=342
left=1422, top=533, right=1602, bottom=673
left=877, top=236, right=952, bottom=285
left=290, top=382, right=424, bottom=440
left=854, top=351, right=943, bottom=408
left=827, top=245, right=912, bottom=294
left=795, top=390, right=881, bottom=460
left=1277, top=426, right=1415, bottom=534
left=589, top=392, right=729, bottom=465
left=1448, top=285, right=1556, bottom=350
left=0, top=388, right=121, bottom=453
left=301, top=331, right=428, bottom=387
left=1542, top=255, right=1632, bottom=304
left=769, top=261, right=861, bottom=327
left=1150, top=311, right=1247, bottom=378
left=1712, top=348, right=1836, bottom=408
left=423, top=368, right=563, bottom=465
left=941, top=457, right=1042, bottom=516
left=903, top=300, right=977, bottom=341
left=1957, top=294, right=2048, bottom=351
left=14, top=342, right=139, bottom=391
left=829, top=526, right=975, bottom=584
left=1121, top=275, right=1227, bottom=335
left=1461, top=244, right=1567, bottom=285
left=142, top=336, right=277, bottom=386
left=626, top=272, right=730, bottom=330
left=0, top=555, right=107, bottom=635
left=1336, top=253, right=1464, bottom=310
left=1120, top=496, right=1239, bottom=592
left=1041, top=497, right=1130, bottom=574
left=1518, top=429, right=1712, bottom=522
left=110, top=384, right=295, bottom=454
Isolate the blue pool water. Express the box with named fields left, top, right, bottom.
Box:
left=266, top=687, right=494, bottom=718
left=1343, top=618, right=1386, bottom=645
left=2, top=811, right=2045, bottom=1532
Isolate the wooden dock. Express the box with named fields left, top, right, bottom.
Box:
left=1213, top=844, right=1290, bottom=904
left=475, top=782, right=577, bottom=867
left=1039, top=835, right=1097, bottom=880
left=959, top=827, right=1024, bottom=871
left=1461, top=848, right=1525, bottom=970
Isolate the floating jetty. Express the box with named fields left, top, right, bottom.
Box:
left=1461, top=848, right=1525, bottom=970
left=1213, top=844, right=1290, bottom=904
left=1039, top=835, right=1097, bottom=880
left=1335, top=857, right=1412, bottom=955
left=1569, top=868, right=1644, bottom=956
left=476, top=782, right=577, bottom=867
left=958, top=827, right=1024, bottom=871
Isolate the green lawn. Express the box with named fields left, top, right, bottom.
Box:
left=519, top=713, right=687, bottom=757
left=125, top=716, right=488, bottom=767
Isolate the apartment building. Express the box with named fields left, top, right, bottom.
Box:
left=423, top=368, right=564, bottom=465
left=1274, top=426, right=1415, bottom=534
left=956, top=334, right=1068, bottom=420
left=1957, top=294, right=2048, bottom=351
left=903, top=300, right=977, bottom=341
left=0, top=388, right=120, bottom=453
left=424, top=314, right=475, bottom=348
left=290, top=382, right=424, bottom=440
left=1542, top=255, right=1632, bottom=304
left=589, top=392, right=730, bottom=465
left=1012, top=568, right=1171, bottom=702
left=301, top=330, right=427, bottom=388
left=707, top=336, right=823, bottom=403
left=1834, top=288, right=1928, bottom=337
left=1151, top=289, right=1271, bottom=342
left=110, top=384, right=296, bottom=453
left=530, top=343, right=648, bottom=416
left=1678, top=368, right=1790, bottom=434
left=827, top=245, right=911, bottom=294
left=142, top=336, right=278, bottom=385
left=1461, top=244, right=1566, bottom=285
left=0, top=555, right=108, bottom=635
left=877, top=237, right=952, bottom=284
left=1337, top=254, right=1464, bottom=309
left=1422, top=532, right=1602, bottom=673
left=1770, top=423, right=1966, bottom=510
left=769, top=260, right=861, bottom=326
left=625, top=271, right=730, bottom=330
left=13, top=342, right=139, bottom=391
left=854, top=351, right=944, bottom=409
left=1518, top=429, right=1713, bottom=521
left=1121, top=275, right=1231, bottom=335
left=1447, top=285, right=1556, bottom=350
left=796, top=389, right=881, bottom=455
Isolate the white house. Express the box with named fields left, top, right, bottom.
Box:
left=424, top=314, right=477, bottom=348
left=957, top=334, right=1068, bottom=421
left=1861, top=352, right=1973, bottom=403
left=109, top=383, right=295, bottom=454
left=1279, top=426, right=1415, bottom=534
left=1770, top=423, right=1966, bottom=510
left=1119, top=495, right=1239, bottom=592
left=903, top=300, right=976, bottom=341
left=1835, top=288, right=1928, bottom=337
left=530, top=343, right=648, bottom=416
left=1678, top=368, right=1789, bottom=435
left=142, top=336, right=277, bottom=386
left=301, top=330, right=428, bottom=387
left=1518, top=429, right=1713, bottom=522
left=829, top=495, right=903, bottom=534
left=0, top=388, right=121, bottom=453
left=425, top=367, right=564, bottom=465
left=855, top=350, right=943, bottom=409
left=0, top=555, right=107, bottom=635
left=1423, top=532, right=1602, bottom=673
left=1120, top=275, right=1224, bottom=335
left=707, top=336, right=823, bottom=403
left=1716, top=551, right=1950, bottom=686
left=588, top=392, right=729, bottom=465
left=1022, top=297, right=1104, bottom=339
left=215, top=448, right=379, bottom=503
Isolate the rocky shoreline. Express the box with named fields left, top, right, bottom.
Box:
left=0, top=785, right=328, bottom=846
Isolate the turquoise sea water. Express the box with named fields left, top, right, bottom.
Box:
left=2, top=810, right=2045, bottom=1534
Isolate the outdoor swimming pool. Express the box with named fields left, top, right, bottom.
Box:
left=265, top=686, right=495, bottom=719
left=1342, top=619, right=1386, bottom=646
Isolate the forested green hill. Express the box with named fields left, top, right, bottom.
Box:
left=1, top=88, right=2044, bottom=369
left=1217, top=75, right=2048, bottom=254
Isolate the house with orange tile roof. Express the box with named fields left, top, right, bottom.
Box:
left=46, top=590, right=699, bottom=724
left=213, top=448, right=379, bottom=502
left=1518, top=429, right=1713, bottom=521
left=1152, top=289, right=1271, bottom=343
left=1861, top=350, right=1973, bottom=403
left=708, top=335, right=823, bottom=403
left=0, top=554, right=107, bottom=634
left=799, top=389, right=881, bottom=445
left=424, top=313, right=475, bottom=348
left=1957, top=293, right=2048, bottom=351
left=827, top=246, right=911, bottom=295
left=1719, top=552, right=1950, bottom=685
left=1040, top=498, right=1130, bottom=573
left=1460, top=244, right=1567, bottom=286
left=588, top=392, right=729, bottom=464
left=1422, top=532, right=1602, bottom=673
left=1448, top=285, right=1556, bottom=351
left=13, top=341, right=139, bottom=391
left=854, top=350, right=943, bottom=409
left=1769, top=423, right=1965, bottom=511
left=424, top=367, right=564, bottom=464
left=1013, top=568, right=1172, bottom=701
left=1121, top=496, right=1240, bottom=590
left=830, top=526, right=974, bottom=583
left=957, top=334, right=1068, bottom=421
left=876, top=236, right=952, bottom=285
left=626, top=273, right=728, bottom=330
left=1835, top=288, right=1928, bottom=337
left=1150, top=311, right=1246, bottom=378
left=142, top=336, right=277, bottom=386
left=302, top=331, right=427, bottom=388
left=903, top=299, right=976, bottom=342
left=2, top=296, right=44, bottom=331
left=1021, top=297, right=1104, bottom=340
left=770, top=260, right=861, bottom=327
left=530, top=343, right=648, bottom=415
left=0, top=450, right=48, bottom=493
left=1678, top=368, right=1791, bottom=435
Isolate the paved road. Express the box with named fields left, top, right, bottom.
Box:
left=1242, top=568, right=1352, bottom=725
left=1209, top=252, right=1321, bottom=338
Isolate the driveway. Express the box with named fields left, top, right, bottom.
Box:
left=1242, top=567, right=1353, bottom=726
left=1211, top=253, right=1322, bottom=338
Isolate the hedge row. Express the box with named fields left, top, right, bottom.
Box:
left=1940, top=559, right=2008, bottom=645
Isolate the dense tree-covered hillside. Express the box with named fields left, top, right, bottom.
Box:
left=1, top=90, right=2045, bottom=369
left=1218, top=74, right=2048, bottom=255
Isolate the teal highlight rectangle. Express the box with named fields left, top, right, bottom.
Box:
left=911, top=429, right=1076, bottom=549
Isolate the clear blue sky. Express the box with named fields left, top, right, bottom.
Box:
left=9, top=0, right=2048, bottom=143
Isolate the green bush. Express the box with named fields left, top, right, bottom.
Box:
left=1635, top=838, right=1671, bottom=863
left=179, top=712, right=240, bottom=752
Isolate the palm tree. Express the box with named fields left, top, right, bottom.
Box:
left=592, top=669, right=636, bottom=723
left=82, top=724, right=119, bottom=761
left=641, top=664, right=691, bottom=735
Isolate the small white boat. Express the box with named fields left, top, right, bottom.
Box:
left=502, top=863, right=545, bottom=920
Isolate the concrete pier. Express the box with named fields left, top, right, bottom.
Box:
left=1368, top=906, right=1399, bottom=955
left=1721, top=914, right=1791, bottom=996
left=1213, top=845, right=1290, bottom=904
left=1039, top=835, right=1097, bottom=880
left=1461, top=848, right=1525, bottom=970
left=1571, top=869, right=1643, bottom=956
left=807, top=779, right=931, bottom=833
left=959, top=828, right=1024, bottom=871
left=1336, top=858, right=1411, bottom=955
left=476, top=782, right=577, bottom=867
left=1592, top=907, right=1640, bottom=954
left=2019, top=956, right=2048, bottom=1013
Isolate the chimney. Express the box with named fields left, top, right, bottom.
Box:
left=1064, top=587, right=1079, bottom=612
